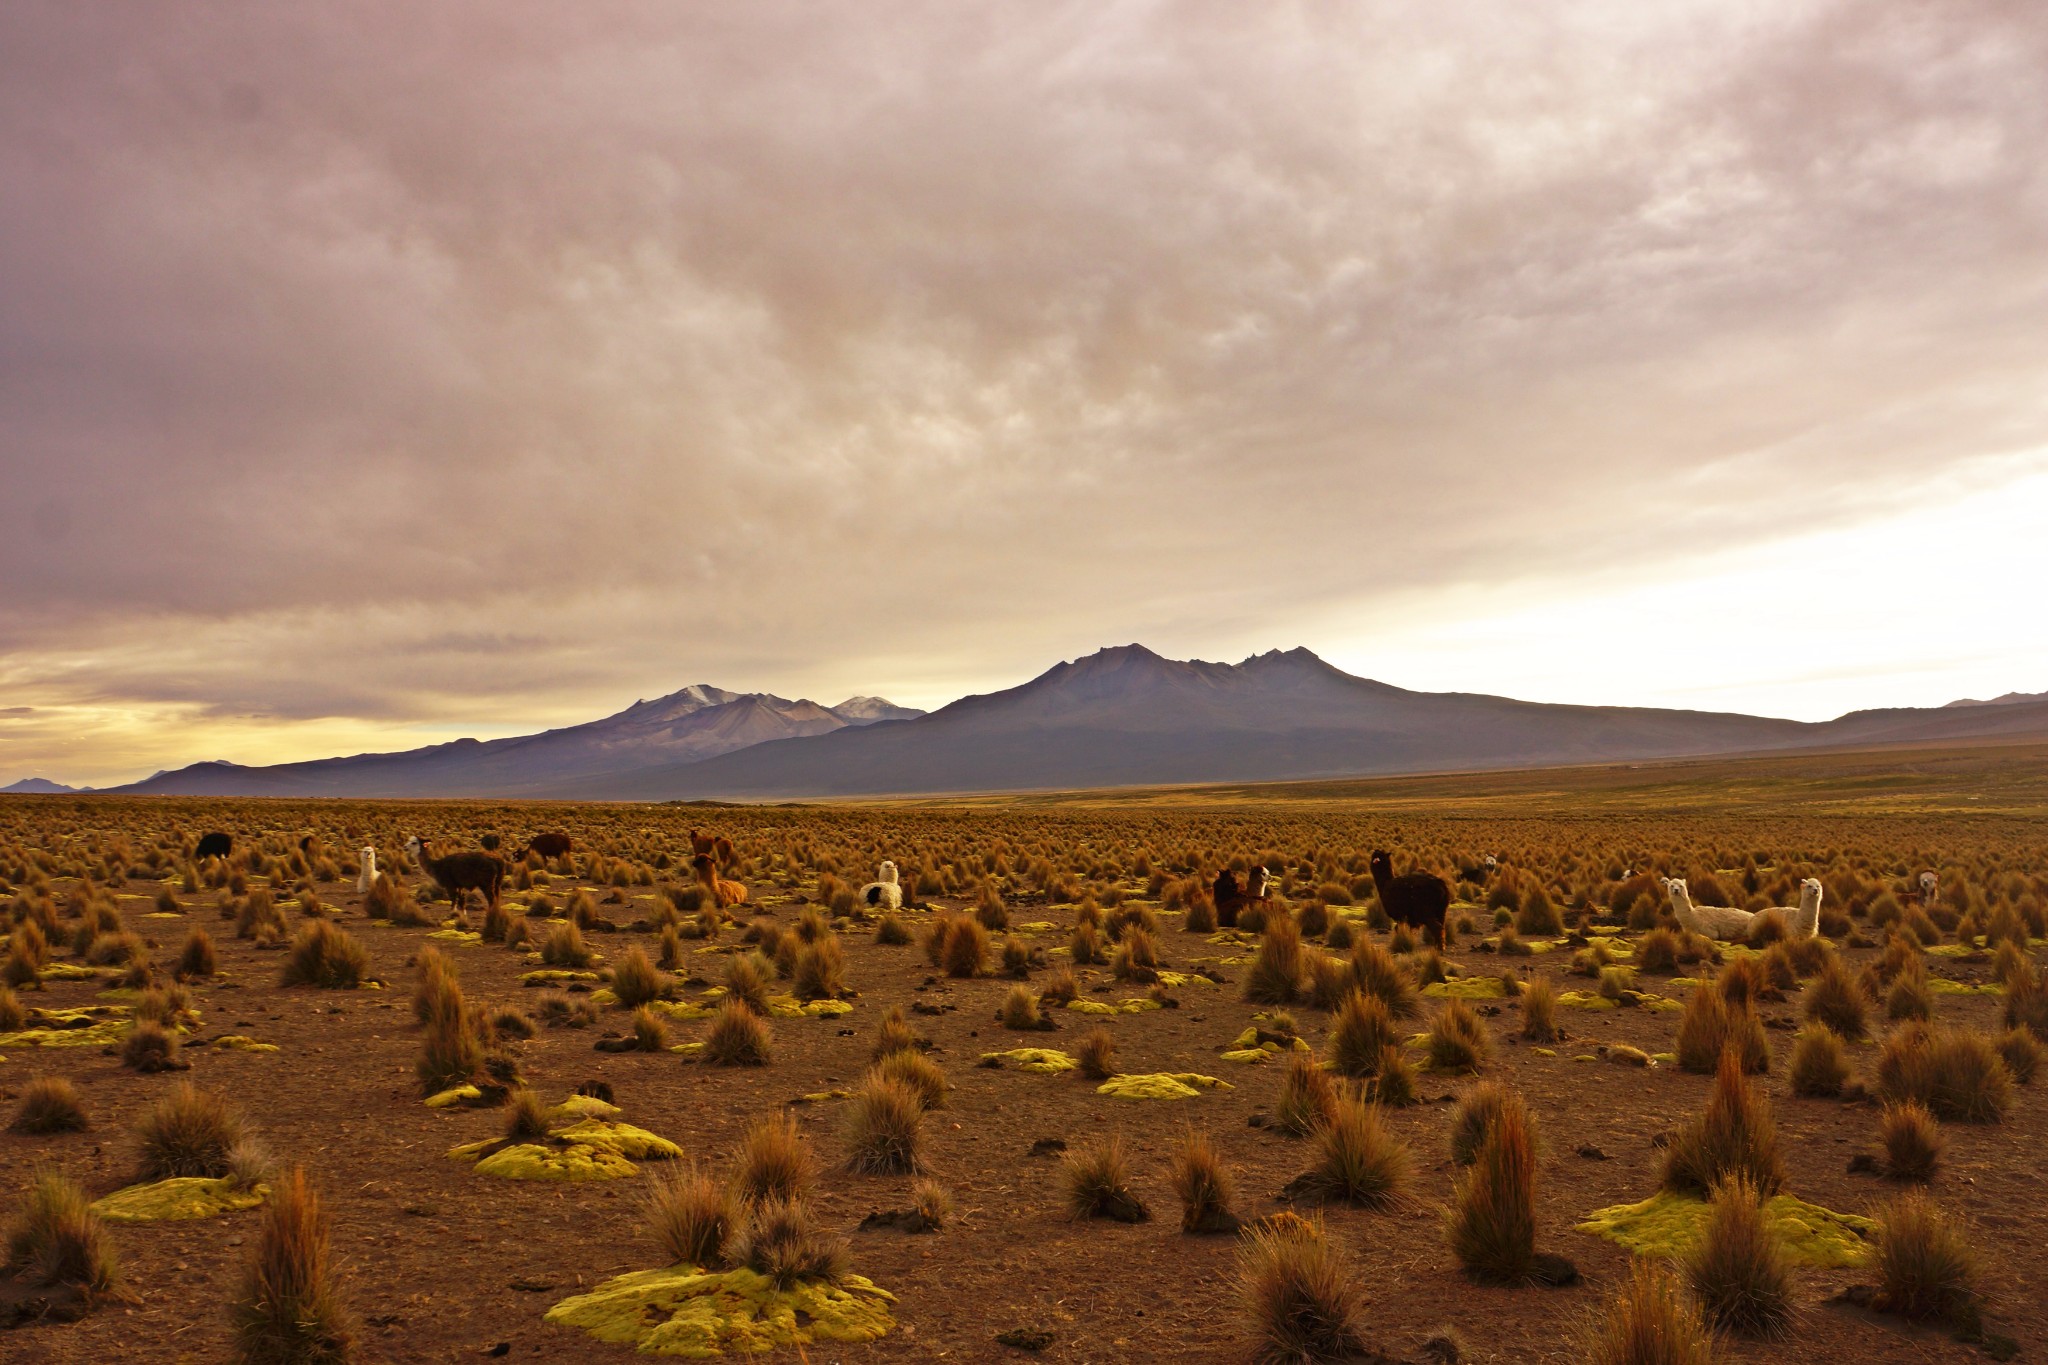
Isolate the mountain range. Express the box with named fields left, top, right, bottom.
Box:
left=7, top=645, right=2045, bottom=800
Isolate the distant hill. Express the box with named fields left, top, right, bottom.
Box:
left=1, top=777, right=87, bottom=794
left=1944, top=689, right=2047, bottom=708
left=574, top=646, right=2048, bottom=800
left=105, top=687, right=924, bottom=798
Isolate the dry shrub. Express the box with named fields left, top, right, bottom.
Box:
left=630, top=1006, right=670, bottom=1052
left=793, top=935, right=846, bottom=1001
left=871, top=1049, right=947, bottom=1109
left=1876, top=1024, right=2012, bottom=1122
left=609, top=946, right=668, bottom=1008
left=541, top=922, right=592, bottom=969
left=724, top=953, right=772, bottom=1016
left=1871, top=1190, right=1978, bottom=1325
left=1426, top=999, right=1491, bottom=1073
left=1685, top=1173, right=1793, bottom=1337
left=4, top=1170, right=120, bottom=1303
left=11, top=1076, right=88, bottom=1135
left=911, top=1178, right=952, bottom=1229
left=1077, top=1025, right=1118, bottom=1080
left=874, top=913, right=910, bottom=946
left=503, top=1089, right=550, bottom=1141
left=870, top=1004, right=920, bottom=1062
left=1661, top=1047, right=1785, bottom=1197
left=1277, top=1052, right=1341, bottom=1137
left=1801, top=955, right=1870, bottom=1040
left=842, top=1076, right=925, bottom=1174
left=1306, top=955, right=1353, bottom=1011
left=1446, top=1094, right=1537, bottom=1283
left=1063, top=1135, right=1149, bottom=1222
left=1327, top=989, right=1396, bottom=1078
left=412, top=946, right=460, bottom=1025
left=121, top=1019, right=185, bottom=1073
left=1299, top=1098, right=1409, bottom=1208
left=1676, top=985, right=1769, bottom=1075
left=999, top=985, right=1042, bottom=1031
left=1788, top=1025, right=1851, bottom=1098
left=731, top=1196, right=848, bottom=1289
left=733, top=1111, right=812, bottom=1203
left=1349, top=940, right=1418, bottom=1018
left=703, top=1001, right=772, bottom=1067
left=279, top=921, right=369, bottom=989
left=1372, top=1044, right=1420, bottom=1108
left=0, top=985, right=25, bottom=1030
left=176, top=927, right=219, bottom=980
left=362, top=872, right=403, bottom=920
left=1995, top=1027, right=2041, bottom=1085
left=941, top=916, right=987, bottom=978
left=136, top=1082, right=245, bottom=1178
left=1169, top=1130, right=1237, bottom=1234
left=2002, top=970, right=2048, bottom=1040
left=1636, top=928, right=1681, bottom=974
left=1039, top=964, right=1079, bottom=1005
left=1520, top=974, right=1559, bottom=1043
left=1244, top=915, right=1304, bottom=1005
left=1880, top=1100, right=1943, bottom=1182
left=1583, top=1259, right=1715, bottom=1365
left=1448, top=1081, right=1525, bottom=1167
left=645, top=1162, right=732, bottom=1267
left=415, top=979, right=484, bottom=1096
left=1237, top=1212, right=1369, bottom=1365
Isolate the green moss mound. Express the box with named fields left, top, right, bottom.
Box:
left=521, top=969, right=604, bottom=986
left=471, top=1141, right=638, bottom=1182
left=1928, top=978, right=2002, bottom=996
left=424, top=1085, right=487, bottom=1109
left=1063, top=998, right=1161, bottom=1015
left=1095, top=1072, right=1230, bottom=1100
left=545, top=1265, right=894, bottom=1358
left=91, top=1177, right=267, bottom=1223
left=978, top=1048, right=1076, bottom=1074
left=0, top=1005, right=131, bottom=1048
left=553, top=1118, right=683, bottom=1161
left=1423, top=977, right=1506, bottom=999
left=210, top=1035, right=280, bottom=1052
left=1577, top=1190, right=1873, bottom=1268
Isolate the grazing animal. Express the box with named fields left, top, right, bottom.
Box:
left=297, top=833, right=319, bottom=857
left=525, top=832, right=574, bottom=860
left=859, top=861, right=903, bottom=911
left=407, top=836, right=505, bottom=911
left=356, top=847, right=379, bottom=894
left=480, top=833, right=502, bottom=852
left=692, top=854, right=747, bottom=910
left=1369, top=850, right=1450, bottom=949
left=195, top=831, right=233, bottom=861
left=1662, top=877, right=1756, bottom=941
left=1918, top=871, right=1939, bottom=908
left=688, top=828, right=737, bottom=867
left=1212, top=868, right=1246, bottom=928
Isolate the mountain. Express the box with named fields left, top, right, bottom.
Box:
left=1944, top=690, right=2047, bottom=708
left=570, top=646, right=2048, bottom=800
left=1, top=777, right=87, bottom=794
left=105, top=687, right=924, bottom=798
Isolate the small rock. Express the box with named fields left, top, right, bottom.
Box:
left=1028, top=1137, right=1067, bottom=1157
left=1576, top=1145, right=1608, bottom=1161
left=996, top=1327, right=1055, bottom=1352
left=1846, top=1152, right=1882, bottom=1175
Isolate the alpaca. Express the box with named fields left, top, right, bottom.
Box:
left=1662, top=878, right=1756, bottom=941
left=525, top=832, right=574, bottom=861
left=195, top=831, right=233, bottom=861
left=407, top=836, right=505, bottom=911
left=859, top=861, right=903, bottom=911
left=1212, top=868, right=1246, bottom=928
left=1748, top=878, right=1825, bottom=940
left=1918, top=871, right=1939, bottom=908
left=1245, top=865, right=1273, bottom=907
left=1369, top=850, right=1449, bottom=949
left=356, top=847, right=379, bottom=895
left=692, top=854, right=747, bottom=910
left=688, top=828, right=736, bottom=867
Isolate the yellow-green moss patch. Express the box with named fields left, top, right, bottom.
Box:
left=552, top=1119, right=683, bottom=1162
left=38, top=963, right=99, bottom=981
left=0, top=1006, right=131, bottom=1049
left=1423, top=977, right=1506, bottom=999
left=91, top=1177, right=267, bottom=1223
left=1063, top=998, right=1161, bottom=1015
left=521, top=969, right=603, bottom=987
left=1095, top=1072, right=1231, bottom=1100
left=427, top=929, right=482, bottom=944
left=547, top=1095, right=623, bottom=1123
left=1556, top=991, right=1619, bottom=1012
left=424, top=1085, right=486, bottom=1109
left=1577, top=1190, right=1873, bottom=1268
left=545, top=1265, right=895, bottom=1358
left=1928, top=979, right=2002, bottom=996
left=471, top=1141, right=638, bottom=1182
left=210, top=1035, right=280, bottom=1052
left=978, top=1048, right=1076, bottom=1074
left=1153, top=971, right=1216, bottom=988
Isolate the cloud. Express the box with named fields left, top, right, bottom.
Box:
left=2, top=0, right=2046, bottom=782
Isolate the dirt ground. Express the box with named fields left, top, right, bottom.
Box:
left=3, top=824, right=2042, bottom=1364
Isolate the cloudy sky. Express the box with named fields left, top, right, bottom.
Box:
left=3, top=1, right=2045, bottom=786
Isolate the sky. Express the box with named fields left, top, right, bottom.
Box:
left=3, top=1, right=2046, bottom=787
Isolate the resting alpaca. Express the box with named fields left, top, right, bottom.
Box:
left=1662, top=877, right=1757, bottom=941
left=1745, top=878, right=1825, bottom=941
left=1212, top=868, right=1247, bottom=928
left=407, top=836, right=505, bottom=911
left=859, top=861, right=903, bottom=911
left=1370, top=850, right=1450, bottom=949
left=692, top=854, right=747, bottom=910
left=356, top=847, right=379, bottom=895
left=1918, top=871, right=1940, bottom=908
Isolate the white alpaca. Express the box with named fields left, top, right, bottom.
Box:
left=1663, top=877, right=1757, bottom=941
left=858, top=860, right=902, bottom=911
left=1753, top=878, right=1825, bottom=938
left=1918, top=871, right=1939, bottom=908
left=356, top=846, right=379, bottom=894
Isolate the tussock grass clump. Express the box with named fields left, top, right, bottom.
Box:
left=1237, top=1212, right=1368, bottom=1365
left=793, top=936, right=846, bottom=1001
left=645, top=1163, right=732, bottom=1266
left=870, top=1004, right=920, bottom=1062
left=1685, top=1174, right=1793, bottom=1337
left=911, top=1178, right=952, bottom=1229
left=136, top=1082, right=245, bottom=1179
left=1446, top=1093, right=1538, bottom=1283
left=1661, top=1047, right=1785, bottom=1197
left=871, top=1048, right=947, bottom=1109
left=1349, top=940, right=1418, bottom=1018
left=1876, top=1023, right=2012, bottom=1122
left=1448, top=1081, right=1527, bottom=1167
left=1427, top=999, right=1491, bottom=1073
left=1299, top=1098, right=1409, bottom=1208
left=630, top=1005, right=670, bottom=1052
left=1520, top=974, right=1559, bottom=1043
left=734, top=1112, right=813, bottom=1203
left=702, top=1001, right=772, bottom=1067
left=412, top=946, right=461, bottom=1025
left=1244, top=915, right=1304, bottom=1005
left=0, top=985, right=25, bottom=1030
left=732, top=1196, right=848, bottom=1289
left=122, top=1019, right=185, bottom=1073
left=1327, top=989, right=1396, bottom=1078
left=2003, top=969, right=2048, bottom=1040
left=1306, top=954, right=1353, bottom=1011
left=724, top=953, right=772, bottom=1017
left=415, top=982, right=484, bottom=1096
left=540, top=922, right=593, bottom=969
left=1169, top=1130, right=1237, bottom=1233
left=843, top=1076, right=925, bottom=1174
left=1635, top=928, right=1681, bottom=974
left=230, top=1162, right=354, bottom=1365
left=1583, top=1259, right=1715, bottom=1365
left=1880, top=1100, right=1943, bottom=1182
left=1871, top=1191, right=1977, bottom=1325
left=5, top=1170, right=120, bottom=1304
left=999, top=985, right=1043, bottom=1031
left=279, top=921, right=369, bottom=989
left=874, top=913, right=910, bottom=945
left=1371, top=1043, right=1419, bottom=1107
left=176, top=927, right=219, bottom=980
left=940, top=916, right=988, bottom=978
left=1801, top=956, right=1870, bottom=1040
left=362, top=872, right=403, bottom=920
left=503, top=1089, right=550, bottom=1141
left=1077, top=1025, right=1117, bottom=1080
left=11, top=1076, right=88, bottom=1135
left=1995, top=1026, right=2040, bottom=1085
left=608, top=946, right=668, bottom=1008
left=1676, top=984, right=1769, bottom=1075
left=1063, top=1135, right=1149, bottom=1222
left=1884, top=962, right=1934, bottom=1023
left=1514, top=887, right=1565, bottom=937
left=1788, top=1025, right=1851, bottom=1098
left=1277, top=1052, right=1341, bottom=1137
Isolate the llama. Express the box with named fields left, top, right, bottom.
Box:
left=1918, top=871, right=1939, bottom=908
left=195, top=831, right=233, bottom=862
left=525, top=832, right=574, bottom=861
left=406, top=836, right=505, bottom=911
left=1212, top=868, right=1247, bottom=928
left=692, top=854, right=747, bottom=911
left=1245, top=865, right=1273, bottom=907
left=859, top=861, right=903, bottom=911
left=688, top=829, right=738, bottom=867
left=1662, top=878, right=1757, bottom=941
left=356, top=847, right=379, bottom=894
left=1369, top=850, right=1450, bottom=949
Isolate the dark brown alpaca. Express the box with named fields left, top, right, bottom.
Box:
left=407, top=836, right=505, bottom=911
left=1212, top=868, right=1246, bottom=928
left=525, top=832, right=574, bottom=860
left=1369, top=849, right=1449, bottom=950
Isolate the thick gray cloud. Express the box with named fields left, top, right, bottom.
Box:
left=2, top=0, right=2046, bottom=781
